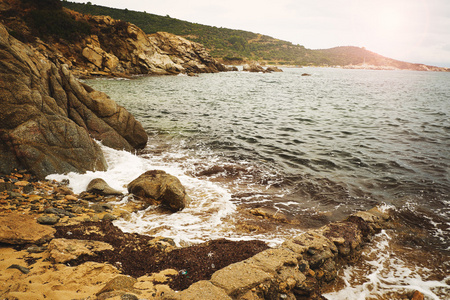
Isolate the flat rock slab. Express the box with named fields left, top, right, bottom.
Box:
left=176, top=280, right=232, bottom=300
left=0, top=213, right=56, bottom=245
left=48, top=238, right=114, bottom=263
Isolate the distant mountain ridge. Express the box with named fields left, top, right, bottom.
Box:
left=63, top=1, right=448, bottom=71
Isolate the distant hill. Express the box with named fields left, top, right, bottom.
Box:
left=62, top=1, right=447, bottom=70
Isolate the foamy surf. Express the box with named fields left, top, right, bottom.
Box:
left=323, top=230, right=450, bottom=300
left=47, top=141, right=295, bottom=246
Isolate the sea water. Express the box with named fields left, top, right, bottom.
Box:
left=48, top=67, right=449, bottom=298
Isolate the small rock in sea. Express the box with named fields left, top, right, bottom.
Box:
left=8, top=264, right=30, bottom=274
left=37, top=215, right=60, bottom=225
left=301, top=73, right=311, bottom=76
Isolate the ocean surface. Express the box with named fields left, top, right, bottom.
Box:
left=49, top=67, right=449, bottom=299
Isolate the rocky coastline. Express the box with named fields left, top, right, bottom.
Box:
left=0, top=171, right=399, bottom=299
left=0, top=2, right=427, bottom=299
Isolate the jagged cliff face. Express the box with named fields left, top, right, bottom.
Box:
left=76, top=16, right=228, bottom=76
left=0, top=0, right=228, bottom=77
left=0, top=23, right=148, bottom=178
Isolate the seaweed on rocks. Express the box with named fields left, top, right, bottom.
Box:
left=55, top=221, right=269, bottom=290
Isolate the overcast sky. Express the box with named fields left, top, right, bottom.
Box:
left=70, top=0, right=450, bottom=67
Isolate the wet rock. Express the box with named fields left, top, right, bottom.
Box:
left=127, top=170, right=191, bottom=212
left=48, top=238, right=114, bottom=263
left=44, top=207, right=75, bottom=218
left=250, top=207, right=290, bottom=223
left=7, top=264, right=30, bottom=274
left=301, top=73, right=312, bottom=76
left=37, top=214, right=60, bottom=225
left=0, top=214, right=55, bottom=245
left=411, top=290, right=424, bottom=300
left=102, top=213, right=117, bottom=221
left=91, top=203, right=113, bottom=213
left=320, top=222, right=362, bottom=256
left=86, top=178, right=123, bottom=196
left=177, top=280, right=231, bottom=300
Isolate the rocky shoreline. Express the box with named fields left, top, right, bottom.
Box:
left=0, top=172, right=405, bottom=300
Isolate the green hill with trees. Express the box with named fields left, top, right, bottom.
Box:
left=62, top=1, right=446, bottom=70
left=62, top=1, right=331, bottom=65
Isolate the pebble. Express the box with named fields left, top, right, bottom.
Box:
left=37, top=215, right=60, bottom=225
left=102, top=213, right=117, bottom=221
left=27, top=245, right=47, bottom=253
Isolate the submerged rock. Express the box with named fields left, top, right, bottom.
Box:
left=127, top=170, right=191, bottom=212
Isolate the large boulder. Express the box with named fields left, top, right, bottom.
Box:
left=0, top=23, right=147, bottom=178
left=127, top=170, right=191, bottom=212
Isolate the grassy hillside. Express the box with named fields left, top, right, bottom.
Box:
left=62, top=1, right=328, bottom=65
left=62, top=1, right=445, bottom=70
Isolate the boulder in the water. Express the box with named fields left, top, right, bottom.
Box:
left=127, top=170, right=191, bottom=212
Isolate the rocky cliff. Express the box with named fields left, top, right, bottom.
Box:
left=0, top=23, right=148, bottom=178
left=0, top=0, right=229, bottom=77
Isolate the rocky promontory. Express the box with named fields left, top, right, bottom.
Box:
left=0, top=0, right=230, bottom=77
left=0, top=22, right=147, bottom=178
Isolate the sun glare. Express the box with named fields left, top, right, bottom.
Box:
left=350, top=0, right=429, bottom=59
left=378, top=8, right=405, bottom=35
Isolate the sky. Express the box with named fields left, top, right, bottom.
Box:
left=70, top=0, right=450, bottom=67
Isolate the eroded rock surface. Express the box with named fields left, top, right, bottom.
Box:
left=127, top=170, right=191, bottom=212
left=0, top=23, right=147, bottom=178
left=0, top=213, right=55, bottom=244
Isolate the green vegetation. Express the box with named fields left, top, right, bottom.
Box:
left=62, top=1, right=322, bottom=64
left=26, top=9, right=91, bottom=41
left=61, top=1, right=417, bottom=67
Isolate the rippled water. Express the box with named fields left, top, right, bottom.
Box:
left=53, top=67, right=450, bottom=298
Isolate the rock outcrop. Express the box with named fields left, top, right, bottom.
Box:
left=243, top=62, right=283, bottom=73
left=174, top=207, right=391, bottom=299
left=127, top=170, right=191, bottom=212
left=0, top=1, right=229, bottom=77
left=149, top=32, right=228, bottom=74
left=0, top=213, right=56, bottom=245
left=0, top=23, right=148, bottom=178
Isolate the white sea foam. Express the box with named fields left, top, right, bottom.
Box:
left=323, top=230, right=450, bottom=300
left=46, top=142, right=294, bottom=246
